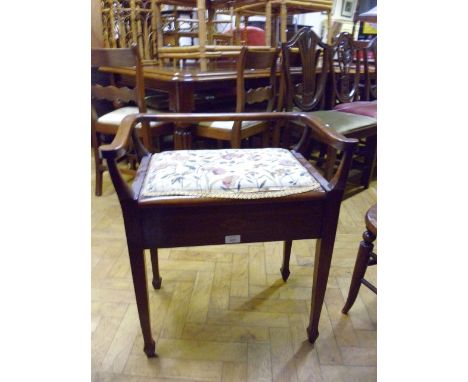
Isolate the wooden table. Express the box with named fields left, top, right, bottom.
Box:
left=100, top=61, right=288, bottom=148
left=100, top=61, right=371, bottom=148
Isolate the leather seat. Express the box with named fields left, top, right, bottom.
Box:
left=334, top=101, right=377, bottom=119
left=308, top=110, right=376, bottom=135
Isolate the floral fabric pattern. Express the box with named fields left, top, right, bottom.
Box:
left=140, top=148, right=323, bottom=199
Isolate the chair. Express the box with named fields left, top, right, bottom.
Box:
left=333, top=36, right=377, bottom=116
left=91, top=44, right=173, bottom=196
left=99, top=111, right=357, bottom=357
left=195, top=46, right=280, bottom=148
left=361, top=36, right=377, bottom=102
left=328, top=33, right=377, bottom=186
left=342, top=204, right=377, bottom=314
left=281, top=28, right=377, bottom=188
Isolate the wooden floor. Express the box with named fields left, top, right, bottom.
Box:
left=92, top=164, right=377, bottom=382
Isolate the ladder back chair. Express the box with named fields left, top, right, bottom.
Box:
left=99, top=111, right=357, bottom=357
left=281, top=28, right=377, bottom=188
left=91, top=44, right=173, bottom=196
left=195, top=46, right=280, bottom=148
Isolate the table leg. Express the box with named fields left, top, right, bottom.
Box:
left=170, top=82, right=194, bottom=149
left=128, top=243, right=156, bottom=357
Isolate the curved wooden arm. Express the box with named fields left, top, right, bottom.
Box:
left=100, top=114, right=140, bottom=160
left=100, top=112, right=358, bottom=200
left=104, top=112, right=356, bottom=151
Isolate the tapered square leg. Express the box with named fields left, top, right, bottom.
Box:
left=150, top=248, right=162, bottom=289
left=280, top=240, right=292, bottom=281
left=307, top=236, right=335, bottom=343
left=128, top=244, right=156, bottom=357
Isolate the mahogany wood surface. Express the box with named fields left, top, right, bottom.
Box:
left=100, top=112, right=357, bottom=357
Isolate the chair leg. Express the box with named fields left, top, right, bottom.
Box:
left=342, top=230, right=375, bottom=314
left=307, top=235, right=335, bottom=343
left=280, top=240, right=292, bottom=281
left=324, top=147, right=337, bottom=180
left=316, top=143, right=327, bottom=167
left=360, top=135, right=377, bottom=189
left=128, top=244, right=156, bottom=358
left=150, top=248, right=162, bottom=289
left=92, top=130, right=104, bottom=196
left=262, top=130, right=270, bottom=147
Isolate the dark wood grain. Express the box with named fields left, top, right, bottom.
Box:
left=100, top=112, right=357, bottom=357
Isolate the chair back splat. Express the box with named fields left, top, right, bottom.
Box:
left=330, top=32, right=361, bottom=106
left=99, top=112, right=358, bottom=358
left=363, top=36, right=377, bottom=101
left=195, top=47, right=280, bottom=148
left=281, top=27, right=330, bottom=113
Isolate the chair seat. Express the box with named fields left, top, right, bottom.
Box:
left=97, top=106, right=164, bottom=127
left=198, top=120, right=260, bottom=130
left=140, top=148, right=324, bottom=200
left=334, top=101, right=377, bottom=118
left=305, top=110, right=376, bottom=135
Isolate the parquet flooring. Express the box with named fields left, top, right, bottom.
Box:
left=92, top=162, right=377, bottom=382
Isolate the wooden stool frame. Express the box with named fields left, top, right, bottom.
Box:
left=100, top=111, right=357, bottom=357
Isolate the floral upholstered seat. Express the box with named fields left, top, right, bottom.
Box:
left=140, top=148, right=323, bottom=199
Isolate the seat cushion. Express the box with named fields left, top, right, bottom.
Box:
left=97, top=106, right=164, bottom=127
left=140, top=148, right=323, bottom=199
left=306, top=110, right=376, bottom=135
left=334, top=101, right=377, bottom=118
left=198, top=120, right=260, bottom=130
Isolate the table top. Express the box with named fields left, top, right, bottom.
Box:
left=100, top=60, right=370, bottom=84
left=101, top=61, right=275, bottom=83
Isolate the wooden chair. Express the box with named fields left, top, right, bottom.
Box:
left=91, top=44, right=173, bottom=196
left=328, top=33, right=377, bottom=187
left=333, top=36, right=377, bottom=115
left=195, top=46, right=280, bottom=148
left=281, top=28, right=377, bottom=188
left=363, top=36, right=377, bottom=101
left=342, top=204, right=377, bottom=314
left=99, top=111, right=357, bottom=357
